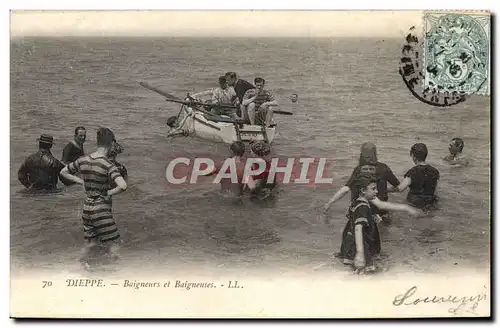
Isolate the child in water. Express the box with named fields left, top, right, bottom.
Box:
left=338, top=172, right=418, bottom=273
left=339, top=172, right=380, bottom=272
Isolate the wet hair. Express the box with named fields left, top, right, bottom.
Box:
left=250, top=140, right=271, bottom=156
left=167, top=116, right=178, bottom=128
left=230, top=141, right=246, bottom=157
left=96, top=127, right=116, bottom=148
left=450, top=137, right=464, bottom=152
left=254, top=77, right=265, bottom=84
left=107, top=141, right=124, bottom=158
left=352, top=172, right=378, bottom=192
left=225, top=72, right=237, bottom=79
left=74, top=126, right=86, bottom=136
left=358, top=142, right=378, bottom=166
left=410, top=143, right=428, bottom=161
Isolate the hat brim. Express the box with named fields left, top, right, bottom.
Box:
left=37, top=138, right=55, bottom=144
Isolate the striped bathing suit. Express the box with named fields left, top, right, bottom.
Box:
left=67, top=155, right=123, bottom=243
left=243, top=89, right=275, bottom=109
left=243, top=89, right=276, bottom=125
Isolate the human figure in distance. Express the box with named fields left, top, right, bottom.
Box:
left=443, top=137, right=470, bottom=167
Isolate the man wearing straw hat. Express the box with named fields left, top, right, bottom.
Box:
left=18, top=134, right=69, bottom=192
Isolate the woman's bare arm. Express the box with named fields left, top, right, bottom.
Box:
left=323, top=186, right=351, bottom=213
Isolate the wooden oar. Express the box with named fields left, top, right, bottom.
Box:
left=140, top=81, right=239, bottom=110
left=274, top=110, right=293, bottom=115
left=140, top=83, right=212, bottom=112
left=140, top=81, right=293, bottom=115
left=139, top=82, right=182, bottom=101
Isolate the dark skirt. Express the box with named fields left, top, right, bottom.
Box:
left=340, top=216, right=381, bottom=267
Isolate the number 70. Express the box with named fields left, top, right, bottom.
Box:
left=42, top=281, right=52, bottom=288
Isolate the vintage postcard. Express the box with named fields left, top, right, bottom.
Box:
left=9, top=10, right=491, bottom=318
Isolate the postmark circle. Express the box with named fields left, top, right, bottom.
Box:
left=424, top=14, right=488, bottom=95
left=399, top=26, right=468, bottom=107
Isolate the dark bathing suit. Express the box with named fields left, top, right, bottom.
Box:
left=340, top=198, right=381, bottom=267
left=404, top=164, right=440, bottom=210
left=62, top=141, right=84, bottom=164
left=18, top=149, right=67, bottom=191
left=233, top=79, right=255, bottom=104
left=250, top=160, right=278, bottom=199
left=345, top=162, right=401, bottom=215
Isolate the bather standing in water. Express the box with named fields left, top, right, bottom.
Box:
left=389, top=143, right=440, bottom=211
left=62, top=126, right=86, bottom=164
left=203, top=141, right=257, bottom=201
left=60, top=128, right=128, bottom=264
left=323, top=142, right=413, bottom=223
left=443, top=137, right=470, bottom=167
left=248, top=140, right=278, bottom=200
left=18, top=134, right=72, bottom=192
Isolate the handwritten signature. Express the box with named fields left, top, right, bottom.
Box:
left=393, top=285, right=489, bottom=315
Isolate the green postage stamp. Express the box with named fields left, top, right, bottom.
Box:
left=423, top=11, right=490, bottom=96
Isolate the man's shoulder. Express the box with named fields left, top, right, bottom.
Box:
left=457, top=154, right=470, bottom=164
left=63, top=141, right=75, bottom=149
left=79, top=155, right=113, bottom=166
left=426, top=164, right=440, bottom=173
left=239, top=79, right=254, bottom=87
left=73, top=154, right=90, bottom=161
left=405, top=165, right=418, bottom=176
left=40, top=151, right=63, bottom=167
left=262, top=89, right=274, bottom=96
left=26, top=151, right=40, bottom=160
left=412, top=164, right=440, bottom=176
left=443, top=153, right=469, bottom=166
